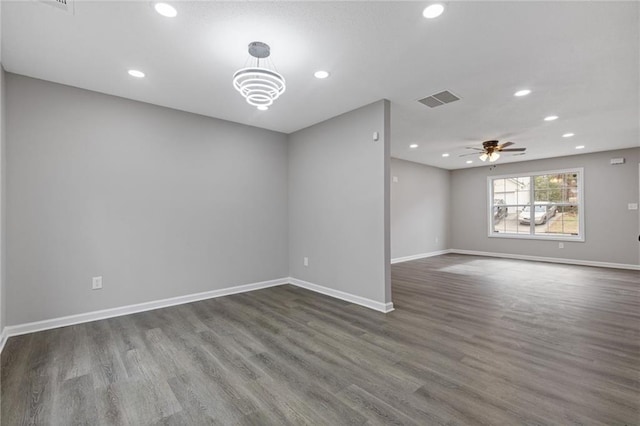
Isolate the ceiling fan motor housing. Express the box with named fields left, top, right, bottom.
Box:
left=483, top=140, right=499, bottom=152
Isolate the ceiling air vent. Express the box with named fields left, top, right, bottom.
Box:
left=39, top=0, right=75, bottom=14
left=418, top=90, right=461, bottom=108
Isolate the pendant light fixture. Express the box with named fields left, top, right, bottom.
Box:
left=233, top=42, right=286, bottom=111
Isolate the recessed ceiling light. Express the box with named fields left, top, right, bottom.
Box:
left=423, top=4, right=445, bottom=19
left=514, top=89, right=531, bottom=97
left=154, top=3, right=177, bottom=18
left=314, top=70, right=330, bottom=79
left=575, top=145, right=585, bottom=150
left=409, top=144, right=419, bottom=149
left=128, top=69, right=145, bottom=78
left=562, top=133, right=575, bottom=138
left=466, top=160, right=473, bottom=164
left=442, top=153, right=450, bottom=157
left=257, top=106, right=269, bottom=111
left=544, top=115, right=559, bottom=121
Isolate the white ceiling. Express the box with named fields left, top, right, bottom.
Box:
left=2, top=1, right=638, bottom=169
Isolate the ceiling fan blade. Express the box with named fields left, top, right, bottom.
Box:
left=500, top=148, right=526, bottom=152
left=465, top=147, right=484, bottom=151
left=459, top=152, right=480, bottom=157
left=498, top=141, right=514, bottom=149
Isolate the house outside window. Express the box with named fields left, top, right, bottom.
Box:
left=488, top=168, right=584, bottom=241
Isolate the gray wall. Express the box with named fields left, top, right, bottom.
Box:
left=390, top=158, right=450, bottom=259
left=450, top=148, right=640, bottom=265
left=288, top=100, right=391, bottom=304
left=6, top=74, right=289, bottom=325
left=0, top=67, right=5, bottom=333
left=1, top=3, right=5, bottom=333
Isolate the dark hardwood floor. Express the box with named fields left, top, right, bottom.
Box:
left=2, top=254, right=639, bottom=425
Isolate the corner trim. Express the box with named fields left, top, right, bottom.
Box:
left=391, top=249, right=452, bottom=264
left=450, top=249, right=640, bottom=271
left=289, top=277, right=394, bottom=313
left=0, top=328, right=7, bottom=354
left=1, top=277, right=289, bottom=341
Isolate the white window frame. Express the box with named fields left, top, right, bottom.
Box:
left=487, top=168, right=585, bottom=242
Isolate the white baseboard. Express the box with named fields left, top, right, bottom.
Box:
left=0, top=275, right=395, bottom=353
left=2, top=277, right=289, bottom=341
left=450, top=249, right=640, bottom=271
left=289, top=277, right=394, bottom=313
left=0, top=327, right=7, bottom=354
left=391, top=249, right=452, bottom=264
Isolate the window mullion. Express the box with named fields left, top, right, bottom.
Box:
left=530, top=174, right=535, bottom=235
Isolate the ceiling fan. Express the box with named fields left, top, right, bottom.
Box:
left=460, top=140, right=526, bottom=162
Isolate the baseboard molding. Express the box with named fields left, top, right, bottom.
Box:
left=289, top=277, right=394, bottom=313
left=0, top=327, right=7, bottom=354
left=0, top=275, right=394, bottom=352
left=391, top=249, right=452, bottom=264
left=450, top=249, right=640, bottom=271
left=1, top=277, right=289, bottom=342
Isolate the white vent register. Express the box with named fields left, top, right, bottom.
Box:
left=418, top=90, right=461, bottom=108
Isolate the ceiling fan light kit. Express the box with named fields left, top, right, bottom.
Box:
left=479, top=152, right=500, bottom=162
left=233, top=42, right=286, bottom=110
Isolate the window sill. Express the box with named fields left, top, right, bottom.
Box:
left=488, top=233, right=585, bottom=242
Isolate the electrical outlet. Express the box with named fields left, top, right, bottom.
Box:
left=435, top=236, right=439, bottom=243
left=303, top=257, right=309, bottom=267
left=92, top=276, right=103, bottom=290
left=558, top=243, right=564, bottom=249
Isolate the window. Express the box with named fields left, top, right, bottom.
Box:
left=488, top=168, right=584, bottom=241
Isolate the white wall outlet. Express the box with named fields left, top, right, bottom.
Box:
left=558, top=242, right=564, bottom=249
left=92, top=276, right=103, bottom=290
left=435, top=236, right=439, bottom=243
left=628, top=203, right=638, bottom=210
left=303, top=257, right=309, bottom=267
left=392, top=176, right=399, bottom=183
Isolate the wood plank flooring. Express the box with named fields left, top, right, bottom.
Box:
left=2, top=253, right=639, bottom=425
